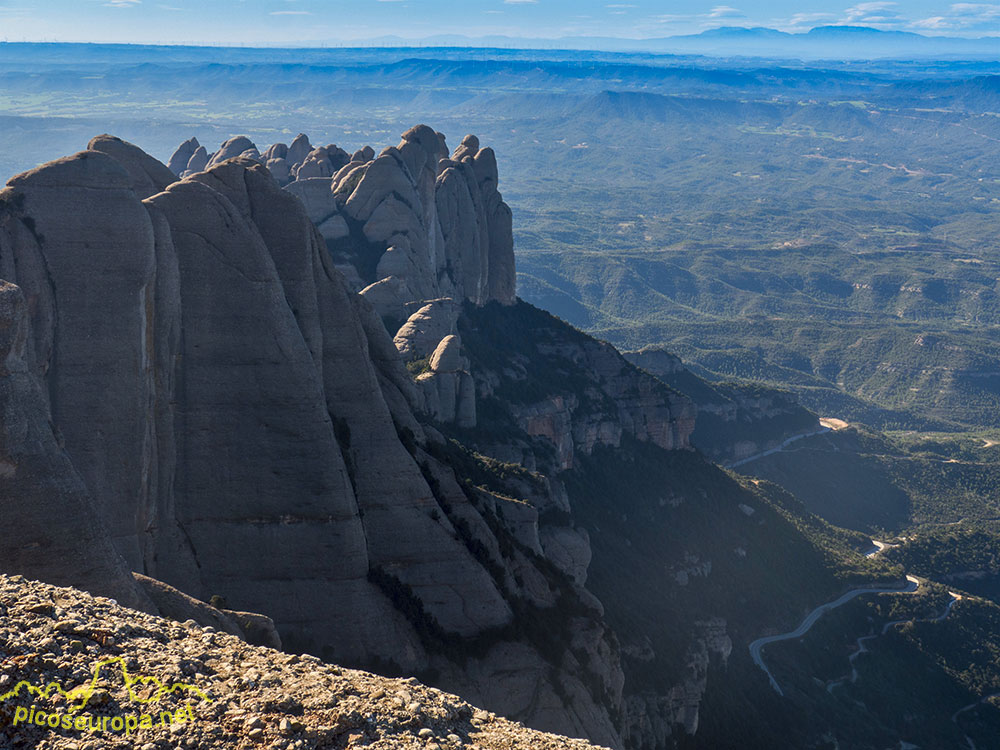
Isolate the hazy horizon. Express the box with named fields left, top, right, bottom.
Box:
left=0, top=1, right=998, bottom=46
left=2, top=5, right=1000, bottom=749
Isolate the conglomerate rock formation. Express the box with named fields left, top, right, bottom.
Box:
left=3, top=121, right=834, bottom=750
left=190, top=125, right=518, bottom=430
left=625, top=347, right=820, bottom=464
left=169, top=127, right=515, bottom=318
left=0, top=129, right=704, bottom=749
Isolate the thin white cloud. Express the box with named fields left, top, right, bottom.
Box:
left=783, top=11, right=838, bottom=27
left=951, top=1, right=1000, bottom=13
left=844, top=1, right=897, bottom=16
left=650, top=6, right=749, bottom=28
left=709, top=5, right=744, bottom=19
left=503, top=0, right=538, bottom=4
left=269, top=9, right=312, bottom=14
left=841, top=1, right=905, bottom=27
left=911, top=15, right=949, bottom=27
left=912, top=2, right=1000, bottom=30
left=104, top=0, right=140, bottom=6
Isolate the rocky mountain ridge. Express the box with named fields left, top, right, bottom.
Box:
left=0, top=127, right=856, bottom=750
left=625, top=347, right=819, bottom=464
left=169, top=129, right=515, bottom=313
left=1, top=128, right=699, bottom=749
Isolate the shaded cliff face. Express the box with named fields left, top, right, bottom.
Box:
left=444, top=303, right=870, bottom=750
left=0, top=135, right=624, bottom=747
left=0, top=150, right=160, bottom=572
left=625, top=347, right=819, bottom=464
left=0, top=130, right=854, bottom=750
left=169, top=128, right=520, bottom=434
left=0, top=280, right=151, bottom=613
left=457, top=302, right=695, bottom=471
left=171, top=127, right=516, bottom=312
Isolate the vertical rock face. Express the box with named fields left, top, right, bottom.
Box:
left=327, top=126, right=516, bottom=309
left=145, top=172, right=366, bottom=577
left=172, top=127, right=517, bottom=310
left=459, top=303, right=695, bottom=471
left=206, top=135, right=257, bottom=168
left=625, top=346, right=818, bottom=464
left=184, top=159, right=518, bottom=640
left=471, top=147, right=516, bottom=306
left=417, top=334, right=477, bottom=428
left=434, top=141, right=516, bottom=307
left=185, top=145, right=209, bottom=176
left=166, top=127, right=518, bottom=430
left=0, top=281, right=151, bottom=612
left=0, top=151, right=158, bottom=571
left=2, top=131, right=719, bottom=750
left=89, top=134, right=178, bottom=199
left=319, top=127, right=518, bottom=426
left=144, top=167, right=441, bottom=667
left=167, top=136, right=199, bottom=176
left=0, top=139, right=625, bottom=748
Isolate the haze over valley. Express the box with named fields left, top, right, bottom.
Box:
left=1, top=15, right=1000, bottom=750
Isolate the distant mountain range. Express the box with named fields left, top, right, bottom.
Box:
left=357, top=26, right=1000, bottom=60
left=0, top=25, right=995, bottom=65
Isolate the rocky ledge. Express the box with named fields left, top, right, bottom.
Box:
left=0, top=574, right=607, bottom=750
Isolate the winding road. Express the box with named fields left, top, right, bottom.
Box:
left=749, top=575, right=920, bottom=696
left=725, top=427, right=830, bottom=469
left=826, top=591, right=961, bottom=693
left=953, top=692, right=1000, bottom=750
left=863, top=539, right=894, bottom=557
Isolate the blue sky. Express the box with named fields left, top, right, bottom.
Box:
left=0, top=1, right=997, bottom=44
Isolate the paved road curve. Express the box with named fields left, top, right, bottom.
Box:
left=749, top=576, right=920, bottom=696
left=726, top=427, right=830, bottom=469
left=826, top=590, right=961, bottom=693
left=953, top=691, right=1000, bottom=750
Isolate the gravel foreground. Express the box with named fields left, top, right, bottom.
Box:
left=0, top=574, right=607, bottom=750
